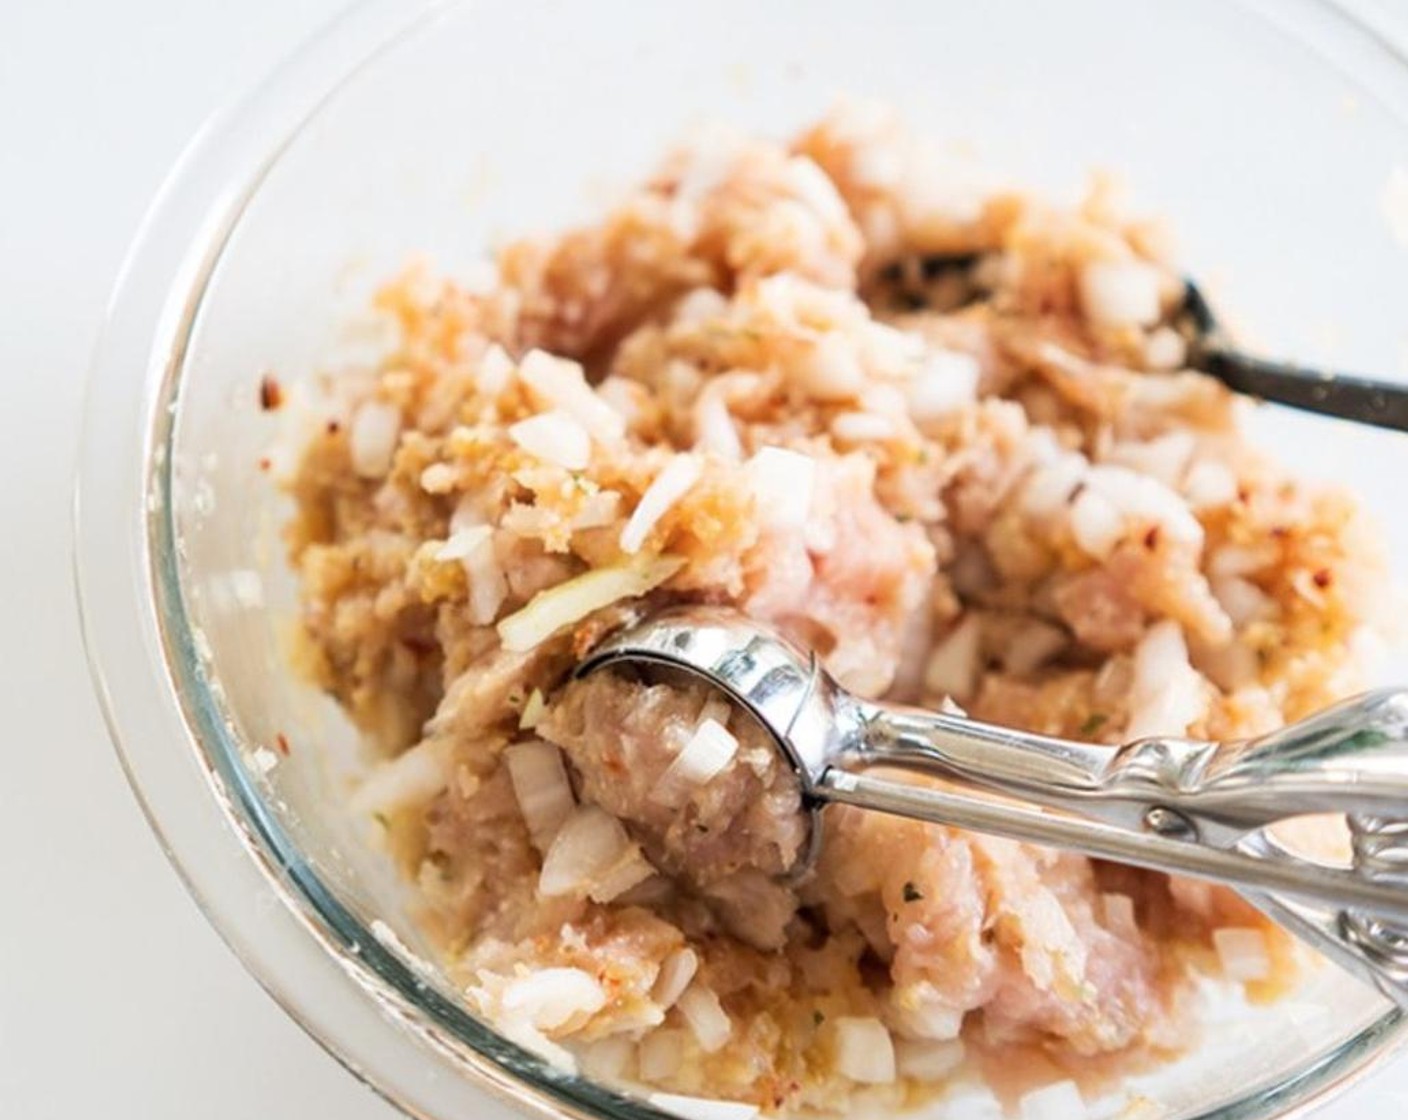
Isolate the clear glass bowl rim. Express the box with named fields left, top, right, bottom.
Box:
left=73, top=1, right=1408, bottom=1116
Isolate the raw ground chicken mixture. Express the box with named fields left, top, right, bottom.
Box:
left=282, top=104, right=1388, bottom=1115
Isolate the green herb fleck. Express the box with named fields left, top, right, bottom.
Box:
left=902, top=881, right=923, bottom=903
left=373, top=812, right=390, bottom=830
left=1078, top=712, right=1109, bottom=737
left=812, top=1010, right=826, bottom=1026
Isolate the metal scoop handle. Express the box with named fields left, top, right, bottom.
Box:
left=850, top=689, right=1408, bottom=849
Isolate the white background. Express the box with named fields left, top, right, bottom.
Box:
left=3, top=2, right=1408, bottom=1117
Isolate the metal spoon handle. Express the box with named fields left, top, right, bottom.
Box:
left=1200, top=345, right=1408, bottom=434
left=1177, top=280, right=1408, bottom=433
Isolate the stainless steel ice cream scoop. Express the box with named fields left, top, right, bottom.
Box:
left=578, top=605, right=1408, bottom=1008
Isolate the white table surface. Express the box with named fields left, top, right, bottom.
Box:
left=5, top=2, right=1408, bottom=1117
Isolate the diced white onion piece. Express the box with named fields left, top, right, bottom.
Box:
left=664, top=359, right=703, bottom=402
left=648, top=1093, right=760, bottom=1120
left=1127, top=620, right=1207, bottom=740
left=419, top=462, right=457, bottom=493
left=519, top=688, right=547, bottom=730
left=676, top=985, right=732, bottom=1054
left=499, top=1017, right=578, bottom=1073
left=1214, top=927, right=1273, bottom=982
left=518, top=349, right=625, bottom=441
left=449, top=497, right=486, bottom=535
left=595, top=376, right=647, bottom=427
left=1212, top=574, right=1275, bottom=628
left=505, top=740, right=576, bottom=853
left=1021, top=453, right=1087, bottom=519
left=466, top=548, right=508, bottom=626
left=436, top=525, right=493, bottom=562
left=675, top=287, right=730, bottom=324
left=1195, top=640, right=1260, bottom=692
left=895, top=1038, right=965, bottom=1082
left=571, top=489, right=623, bottom=530
left=439, top=525, right=507, bottom=625
left=538, top=806, right=654, bottom=902
left=1079, top=260, right=1163, bottom=328
left=944, top=1090, right=1007, bottom=1120
left=1069, top=488, right=1125, bottom=559
left=638, top=1029, right=687, bottom=1082
left=621, top=455, right=703, bottom=554
left=501, top=968, right=606, bottom=1031
left=1210, top=543, right=1277, bottom=579
left=746, top=446, right=815, bottom=531
left=650, top=719, right=738, bottom=806
left=251, top=747, right=280, bottom=775
left=863, top=320, right=926, bottom=374
left=1184, top=460, right=1239, bottom=510
left=800, top=333, right=866, bottom=400
left=1087, top=464, right=1203, bottom=546
left=1003, top=620, right=1067, bottom=676
left=833, top=1017, right=896, bottom=1084
left=1106, top=431, right=1196, bottom=489
left=694, top=392, right=742, bottom=459
left=923, top=614, right=982, bottom=701
left=1144, top=326, right=1188, bottom=370
left=350, top=740, right=448, bottom=816
left=477, top=344, right=514, bottom=395
left=580, top=1036, right=635, bottom=1082
left=497, top=555, right=685, bottom=652
left=906, top=350, right=980, bottom=422
left=890, top=985, right=964, bottom=1041
left=830, top=411, right=895, bottom=442
left=1020, top=1079, right=1086, bottom=1120
left=589, top=848, right=657, bottom=904
left=350, top=401, right=401, bottom=478
left=785, top=155, right=851, bottom=224
left=652, top=948, right=700, bottom=1010
left=1101, top=892, right=1139, bottom=939
left=509, top=410, right=592, bottom=471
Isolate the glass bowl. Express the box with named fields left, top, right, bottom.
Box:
left=75, top=0, right=1408, bottom=1116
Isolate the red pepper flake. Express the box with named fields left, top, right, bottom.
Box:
left=275, top=732, right=291, bottom=756
left=1236, top=485, right=1251, bottom=504
left=1312, top=568, right=1333, bottom=589
left=257, top=456, right=272, bottom=472
left=1142, top=525, right=1161, bottom=551
left=400, top=634, right=436, bottom=656
left=1270, top=525, right=1290, bottom=540
left=325, top=419, right=342, bottom=435
left=258, top=373, right=284, bottom=411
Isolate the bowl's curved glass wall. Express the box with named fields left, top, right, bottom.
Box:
left=151, top=1, right=1408, bottom=1116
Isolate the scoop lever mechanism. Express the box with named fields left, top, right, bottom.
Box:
left=578, top=605, right=1408, bottom=1009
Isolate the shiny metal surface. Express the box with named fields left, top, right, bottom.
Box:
left=578, top=605, right=1408, bottom=1008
